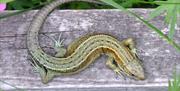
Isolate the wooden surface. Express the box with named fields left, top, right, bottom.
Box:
left=0, top=9, right=180, bottom=91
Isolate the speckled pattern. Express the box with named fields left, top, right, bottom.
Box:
left=0, top=9, right=180, bottom=91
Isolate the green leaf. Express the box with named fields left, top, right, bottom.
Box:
left=168, top=8, right=177, bottom=39
left=148, top=5, right=167, bottom=20
left=168, top=80, right=172, bottom=91
left=148, top=0, right=180, bottom=39
left=8, top=0, right=34, bottom=10
left=0, top=0, right=14, bottom=3
left=0, top=1, right=49, bottom=19
left=119, top=0, right=142, bottom=7
left=154, top=1, right=180, bottom=5
left=100, top=0, right=126, bottom=11
left=168, top=70, right=180, bottom=91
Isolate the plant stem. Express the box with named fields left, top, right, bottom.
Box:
left=138, top=1, right=180, bottom=5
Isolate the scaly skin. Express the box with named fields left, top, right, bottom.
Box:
left=27, top=0, right=145, bottom=83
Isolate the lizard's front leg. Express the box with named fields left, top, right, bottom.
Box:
left=105, top=54, right=124, bottom=78
left=121, top=38, right=143, bottom=65
left=44, top=33, right=67, bottom=57
left=54, top=33, right=67, bottom=57
left=55, top=47, right=66, bottom=58
left=121, top=38, right=137, bottom=55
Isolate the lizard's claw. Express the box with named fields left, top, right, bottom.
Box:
left=131, top=48, right=137, bottom=54
left=30, top=56, right=54, bottom=84
left=29, top=54, right=47, bottom=81
left=42, top=32, right=65, bottom=48
left=54, top=32, right=64, bottom=48
left=114, top=69, right=125, bottom=80
left=54, top=33, right=67, bottom=57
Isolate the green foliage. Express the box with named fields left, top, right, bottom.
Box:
left=7, top=0, right=52, bottom=10
left=149, top=0, right=180, bottom=39
left=115, top=0, right=142, bottom=7
left=6, top=0, right=111, bottom=10
left=59, top=1, right=112, bottom=9
left=168, top=71, right=180, bottom=91
left=5, top=0, right=159, bottom=10
left=0, top=1, right=49, bottom=19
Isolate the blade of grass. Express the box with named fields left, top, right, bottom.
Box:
left=100, top=0, right=180, bottom=52
left=168, top=9, right=177, bottom=39
left=154, top=1, right=180, bottom=5
left=138, top=1, right=180, bottom=5
left=168, top=70, right=180, bottom=91
left=148, top=5, right=167, bottom=20
left=168, top=80, right=171, bottom=91
left=145, top=0, right=180, bottom=39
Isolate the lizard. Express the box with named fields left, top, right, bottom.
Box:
left=27, top=0, right=145, bottom=84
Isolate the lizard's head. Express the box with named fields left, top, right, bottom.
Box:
left=122, top=58, right=145, bottom=80
left=114, top=48, right=145, bottom=80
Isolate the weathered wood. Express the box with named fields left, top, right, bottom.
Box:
left=0, top=9, right=180, bottom=91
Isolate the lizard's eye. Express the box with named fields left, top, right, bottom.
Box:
left=131, top=73, right=135, bottom=76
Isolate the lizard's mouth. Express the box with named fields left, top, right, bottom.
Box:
left=130, top=70, right=145, bottom=80
left=134, top=73, right=145, bottom=80
left=125, top=72, right=145, bottom=80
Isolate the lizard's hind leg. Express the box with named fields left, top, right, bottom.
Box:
left=30, top=57, right=54, bottom=83
left=42, top=69, right=55, bottom=84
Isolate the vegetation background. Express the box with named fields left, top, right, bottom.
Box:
left=5, top=0, right=161, bottom=10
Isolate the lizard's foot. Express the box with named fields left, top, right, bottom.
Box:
left=121, top=38, right=143, bottom=65
left=113, top=68, right=125, bottom=79
left=30, top=56, right=55, bottom=84
left=105, top=56, right=125, bottom=79
left=43, top=33, right=67, bottom=57
left=121, top=38, right=138, bottom=56
left=30, top=58, right=49, bottom=83
left=54, top=33, right=67, bottom=58
left=42, top=69, right=55, bottom=84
